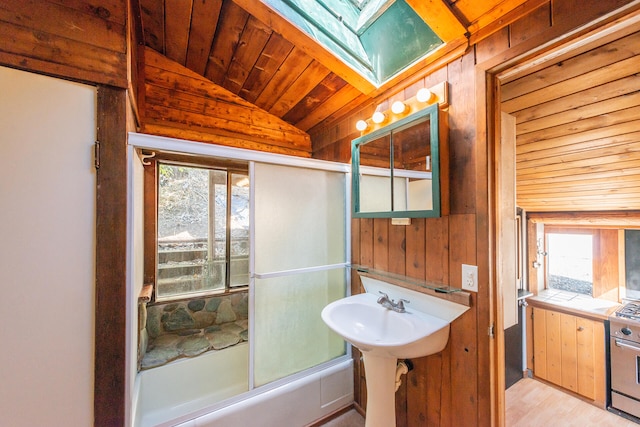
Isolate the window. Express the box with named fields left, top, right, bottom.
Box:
left=156, top=162, right=249, bottom=301
left=546, top=232, right=593, bottom=296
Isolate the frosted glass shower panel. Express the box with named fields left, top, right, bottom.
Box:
left=254, top=163, right=346, bottom=272
left=254, top=268, right=347, bottom=386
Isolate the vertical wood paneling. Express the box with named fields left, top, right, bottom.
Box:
left=405, top=218, right=426, bottom=280
left=545, top=310, right=562, bottom=385
left=448, top=213, right=478, bottom=426
left=533, top=307, right=547, bottom=379
left=425, top=217, right=450, bottom=284
left=388, top=223, right=406, bottom=275
left=560, top=313, right=578, bottom=392
left=576, top=318, right=595, bottom=399
left=373, top=218, right=389, bottom=271
left=360, top=219, right=375, bottom=267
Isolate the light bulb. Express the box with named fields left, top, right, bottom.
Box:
left=416, top=88, right=432, bottom=103
left=356, top=120, right=368, bottom=131
left=391, top=101, right=406, bottom=114
left=372, top=111, right=385, bottom=124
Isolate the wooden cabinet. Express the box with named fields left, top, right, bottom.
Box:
left=532, top=307, right=606, bottom=406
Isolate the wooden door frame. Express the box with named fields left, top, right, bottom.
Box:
left=482, top=7, right=640, bottom=427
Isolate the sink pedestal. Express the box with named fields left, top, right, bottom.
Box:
left=362, top=354, right=399, bottom=427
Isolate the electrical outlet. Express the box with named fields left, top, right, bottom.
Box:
left=462, top=264, right=478, bottom=292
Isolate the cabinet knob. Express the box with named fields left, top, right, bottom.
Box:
left=577, top=326, right=584, bottom=332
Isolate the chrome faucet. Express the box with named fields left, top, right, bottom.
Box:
left=377, top=291, right=410, bottom=313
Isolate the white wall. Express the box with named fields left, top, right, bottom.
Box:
left=0, top=67, right=96, bottom=426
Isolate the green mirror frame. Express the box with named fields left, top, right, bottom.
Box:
left=352, top=103, right=440, bottom=218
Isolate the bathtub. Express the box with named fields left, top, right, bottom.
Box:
left=132, top=344, right=353, bottom=427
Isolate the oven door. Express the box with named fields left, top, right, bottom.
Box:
left=611, top=337, right=640, bottom=397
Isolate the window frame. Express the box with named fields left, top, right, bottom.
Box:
left=544, top=226, right=595, bottom=296
left=142, top=151, right=250, bottom=302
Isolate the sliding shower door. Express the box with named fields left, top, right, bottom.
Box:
left=252, top=162, right=348, bottom=387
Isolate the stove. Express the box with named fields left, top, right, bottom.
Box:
left=614, top=302, right=640, bottom=322
left=609, top=301, right=640, bottom=421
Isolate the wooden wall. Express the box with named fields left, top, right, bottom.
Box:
left=313, top=1, right=639, bottom=426
left=142, top=47, right=313, bottom=157
left=0, top=0, right=128, bottom=88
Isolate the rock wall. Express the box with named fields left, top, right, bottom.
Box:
left=139, top=292, right=249, bottom=370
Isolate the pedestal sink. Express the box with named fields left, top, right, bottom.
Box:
left=321, top=276, right=470, bottom=427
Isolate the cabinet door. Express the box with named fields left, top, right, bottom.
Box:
left=533, top=307, right=548, bottom=380
left=560, top=313, right=578, bottom=393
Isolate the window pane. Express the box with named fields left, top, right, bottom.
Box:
left=547, top=233, right=593, bottom=295
left=230, top=173, right=250, bottom=287
left=156, top=164, right=226, bottom=299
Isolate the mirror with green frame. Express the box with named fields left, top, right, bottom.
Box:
left=352, top=103, right=440, bottom=218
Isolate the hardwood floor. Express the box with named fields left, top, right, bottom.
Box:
left=506, top=378, right=638, bottom=426
left=324, top=378, right=639, bottom=426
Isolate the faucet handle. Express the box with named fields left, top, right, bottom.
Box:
left=377, top=291, right=389, bottom=302
left=396, top=298, right=410, bottom=311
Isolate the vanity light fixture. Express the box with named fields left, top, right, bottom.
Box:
left=356, top=119, right=369, bottom=131
left=391, top=100, right=406, bottom=114
left=372, top=111, right=386, bottom=124
left=416, top=87, right=433, bottom=103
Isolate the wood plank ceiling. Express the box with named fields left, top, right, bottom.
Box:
left=138, top=0, right=639, bottom=213
left=501, top=27, right=640, bottom=212
left=138, top=0, right=526, bottom=134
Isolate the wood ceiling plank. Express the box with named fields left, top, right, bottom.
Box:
left=503, top=55, right=640, bottom=113
left=222, top=16, right=272, bottom=94
left=502, top=56, right=640, bottom=113
left=253, top=46, right=313, bottom=111
left=296, top=84, right=363, bottom=132
left=517, top=105, right=640, bottom=146
left=204, top=0, right=248, bottom=84
left=517, top=91, right=640, bottom=135
left=516, top=155, right=640, bottom=179
left=405, top=0, right=467, bottom=42
left=144, top=122, right=312, bottom=157
left=241, top=32, right=294, bottom=103
left=266, top=60, right=331, bottom=117
left=517, top=166, right=640, bottom=186
left=517, top=130, right=640, bottom=162
left=185, top=0, right=222, bottom=75
left=282, top=73, right=347, bottom=125
left=145, top=101, right=310, bottom=149
left=164, top=0, right=192, bottom=65
left=231, top=0, right=376, bottom=94
left=139, top=0, right=164, bottom=52
left=518, top=177, right=640, bottom=194
left=512, top=74, right=640, bottom=123
left=503, top=31, right=640, bottom=101
left=146, top=80, right=309, bottom=137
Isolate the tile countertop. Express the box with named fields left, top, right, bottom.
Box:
left=526, top=289, right=621, bottom=321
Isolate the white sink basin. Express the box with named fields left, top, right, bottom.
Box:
left=321, top=292, right=450, bottom=359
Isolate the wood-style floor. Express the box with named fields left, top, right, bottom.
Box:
left=506, top=378, right=638, bottom=426
left=324, top=378, right=639, bottom=426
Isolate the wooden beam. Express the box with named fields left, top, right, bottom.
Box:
left=405, top=0, right=468, bottom=42
left=230, top=0, right=377, bottom=95
left=95, top=86, right=128, bottom=427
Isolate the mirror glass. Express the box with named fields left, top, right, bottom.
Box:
left=352, top=104, right=440, bottom=218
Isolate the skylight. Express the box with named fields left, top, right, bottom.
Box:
left=265, top=0, right=443, bottom=87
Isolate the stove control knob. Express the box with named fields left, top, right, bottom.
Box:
left=622, top=327, right=632, bottom=336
